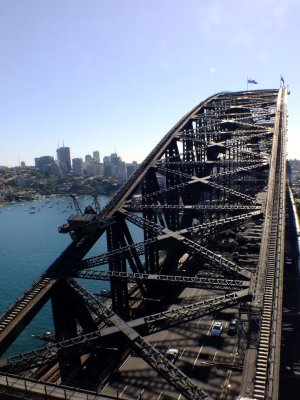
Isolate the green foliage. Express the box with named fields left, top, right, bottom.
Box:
left=0, top=170, right=122, bottom=202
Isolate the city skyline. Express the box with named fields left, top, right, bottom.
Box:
left=4, top=146, right=139, bottom=168
left=3, top=145, right=137, bottom=169
left=1, top=1, right=300, bottom=167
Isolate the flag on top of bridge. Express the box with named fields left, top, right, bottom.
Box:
left=247, top=76, right=258, bottom=84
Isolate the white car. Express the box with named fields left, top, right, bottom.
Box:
left=211, top=321, right=223, bottom=336
left=165, top=348, right=179, bottom=363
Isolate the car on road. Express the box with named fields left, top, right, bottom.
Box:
left=285, top=256, right=292, bottom=266
left=227, top=318, right=238, bottom=336
left=211, top=321, right=223, bottom=336
left=165, top=348, right=179, bottom=363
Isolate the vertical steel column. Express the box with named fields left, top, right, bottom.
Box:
left=141, top=168, right=161, bottom=274
left=107, top=216, right=129, bottom=320
left=51, top=280, right=81, bottom=381
left=164, top=140, right=181, bottom=231
left=122, top=220, right=147, bottom=298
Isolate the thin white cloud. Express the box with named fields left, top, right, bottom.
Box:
left=230, top=30, right=253, bottom=49
left=194, top=2, right=223, bottom=38
left=209, top=2, right=222, bottom=26
left=272, top=5, right=288, bottom=30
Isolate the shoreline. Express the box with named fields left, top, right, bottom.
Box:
left=0, top=193, right=110, bottom=208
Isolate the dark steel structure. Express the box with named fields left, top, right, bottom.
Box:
left=0, top=88, right=288, bottom=400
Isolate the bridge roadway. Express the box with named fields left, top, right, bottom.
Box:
left=0, top=88, right=288, bottom=400
left=102, top=286, right=243, bottom=400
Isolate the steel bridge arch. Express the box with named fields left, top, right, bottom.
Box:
left=0, top=88, right=288, bottom=400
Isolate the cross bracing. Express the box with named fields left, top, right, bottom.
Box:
left=0, top=89, right=287, bottom=400
left=73, top=210, right=259, bottom=273
left=75, top=270, right=250, bottom=291
left=0, top=285, right=249, bottom=373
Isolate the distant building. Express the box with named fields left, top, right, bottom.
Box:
left=118, top=161, right=127, bottom=182
left=111, top=153, right=127, bottom=181
left=84, top=162, right=103, bottom=177
left=15, top=175, right=27, bottom=186
left=93, top=151, right=100, bottom=162
left=110, top=153, right=120, bottom=166
left=72, top=158, right=83, bottom=176
left=20, top=161, right=26, bottom=168
left=35, top=156, right=54, bottom=169
left=83, top=152, right=103, bottom=176
left=35, top=156, right=58, bottom=175
left=103, top=156, right=112, bottom=177
left=126, top=161, right=138, bottom=179
left=57, top=147, right=71, bottom=172
left=103, top=153, right=127, bottom=182
left=49, top=163, right=61, bottom=176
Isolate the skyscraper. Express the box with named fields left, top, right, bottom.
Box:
left=56, top=147, right=71, bottom=173
left=93, top=151, right=100, bottom=162
left=72, top=158, right=83, bottom=176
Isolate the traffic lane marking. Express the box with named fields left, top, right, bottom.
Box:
left=119, top=385, right=127, bottom=397
left=192, top=344, right=204, bottom=370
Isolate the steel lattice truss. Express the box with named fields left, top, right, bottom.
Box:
left=0, top=89, right=288, bottom=400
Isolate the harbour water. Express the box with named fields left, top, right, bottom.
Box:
left=0, top=195, right=112, bottom=357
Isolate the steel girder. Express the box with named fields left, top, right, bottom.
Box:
left=75, top=269, right=250, bottom=291
left=0, top=284, right=249, bottom=373
left=0, top=89, right=286, bottom=400
left=120, top=209, right=252, bottom=279
left=71, top=211, right=259, bottom=274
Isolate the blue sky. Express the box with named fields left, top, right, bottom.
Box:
left=0, top=0, right=299, bottom=167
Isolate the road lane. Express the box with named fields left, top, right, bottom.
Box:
left=101, top=285, right=242, bottom=399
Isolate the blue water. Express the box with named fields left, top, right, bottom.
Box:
left=0, top=195, right=115, bottom=357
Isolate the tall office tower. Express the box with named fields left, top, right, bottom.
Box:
left=103, top=156, right=112, bottom=177
left=109, top=153, right=126, bottom=182
left=93, top=151, right=100, bottom=162
left=57, top=147, right=71, bottom=172
left=72, top=158, right=83, bottom=176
